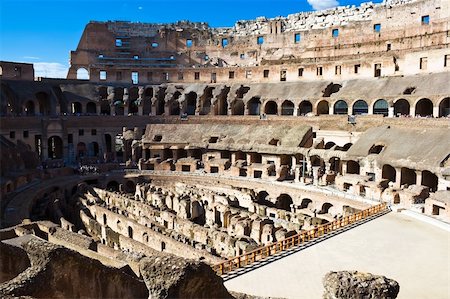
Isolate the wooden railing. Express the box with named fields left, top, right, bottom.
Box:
left=213, top=202, right=388, bottom=275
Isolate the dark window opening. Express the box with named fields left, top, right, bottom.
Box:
left=79, top=129, right=84, bottom=136
left=194, top=72, right=200, bottom=80
left=209, top=137, right=219, bottom=143
left=153, top=135, right=162, bottom=142
left=263, top=69, right=270, bottom=78
left=91, top=129, right=97, bottom=136
left=354, top=64, right=361, bottom=74
left=9, top=131, right=15, bottom=139
left=229, top=71, right=235, bottom=79
left=298, top=68, right=304, bottom=77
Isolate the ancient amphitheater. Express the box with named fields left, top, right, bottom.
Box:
left=1, top=0, right=449, bottom=298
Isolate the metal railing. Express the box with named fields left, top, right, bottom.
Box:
left=213, top=202, right=388, bottom=276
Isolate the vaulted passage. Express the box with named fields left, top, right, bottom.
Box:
left=333, top=100, right=348, bottom=115
left=394, top=99, right=410, bottom=116
left=276, top=194, right=293, bottom=211
left=316, top=100, right=329, bottom=115
left=186, top=92, right=197, bottom=115
left=264, top=101, right=278, bottom=115
left=352, top=100, right=368, bottom=115
left=373, top=99, right=388, bottom=116
left=421, top=170, right=438, bottom=192
left=382, top=164, right=396, bottom=183
left=281, top=100, right=294, bottom=115
left=400, top=167, right=416, bottom=186
left=232, top=99, right=244, bottom=115
left=248, top=97, right=261, bottom=115
left=298, top=100, right=312, bottom=115
left=439, top=98, right=449, bottom=117
left=415, top=98, right=433, bottom=117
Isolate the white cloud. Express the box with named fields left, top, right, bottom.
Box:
left=307, top=0, right=339, bottom=11
left=138, top=6, right=143, bottom=10
left=33, top=62, right=68, bottom=78
left=23, top=56, right=40, bottom=60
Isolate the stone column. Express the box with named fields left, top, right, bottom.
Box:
left=368, top=104, right=374, bottom=115
left=312, top=166, right=320, bottom=186
left=416, top=170, right=422, bottom=186
left=231, top=152, right=236, bottom=164
left=388, top=106, right=394, bottom=117
left=341, top=161, right=347, bottom=175
left=293, top=106, right=299, bottom=116
left=328, top=105, right=334, bottom=115
left=395, top=168, right=402, bottom=188
left=433, top=106, right=439, bottom=118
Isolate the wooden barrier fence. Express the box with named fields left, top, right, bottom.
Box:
left=213, top=202, right=388, bottom=275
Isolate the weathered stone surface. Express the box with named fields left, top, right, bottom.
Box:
left=323, top=271, right=400, bottom=299
left=139, top=254, right=233, bottom=299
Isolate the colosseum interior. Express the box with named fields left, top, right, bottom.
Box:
left=1, top=0, right=449, bottom=298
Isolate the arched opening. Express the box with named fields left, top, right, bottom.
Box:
left=76, top=68, right=89, bottom=80
left=128, top=87, right=139, bottom=115
left=71, top=102, right=82, bottom=114
left=415, top=98, right=433, bottom=117
left=215, top=95, right=228, bottom=115
left=88, top=142, right=99, bottom=157
left=319, top=203, right=333, bottom=214
left=300, top=198, right=312, bottom=209
left=24, top=100, right=35, bottom=116
left=324, top=142, right=335, bottom=149
left=113, top=87, right=124, bottom=116
left=264, top=100, right=278, bottom=115
left=352, top=100, right=368, bottom=115
left=333, top=100, right=348, bottom=115
left=400, top=167, right=416, bottom=186
left=256, top=191, right=269, bottom=203
left=186, top=92, right=197, bottom=115
left=317, top=100, right=329, bottom=115
left=231, top=99, right=244, bottom=115
left=98, top=86, right=107, bottom=100
left=394, top=99, right=410, bottom=117
left=170, top=100, right=180, bottom=115
left=329, top=157, right=341, bottom=173
left=47, top=136, right=63, bottom=159
left=347, top=160, right=360, bottom=174
left=310, top=155, right=323, bottom=167
left=103, top=214, right=107, bottom=225
left=247, top=97, right=261, bottom=115
left=438, top=97, right=450, bottom=117
left=86, top=102, right=97, bottom=114
left=422, top=170, right=438, bottom=192
left=276, top=194, right=293, bottom=211
left=106, top=181, right=119, bottom=192
left=77, top=142, right=87, bottom=158
left=298, top=100, right=312, bottom=115
left=125, top=180, right=136, bottom=193
left=373, top=99, right=389, bottom=116
left=382, top=165, right=396, bottom=183
left=155, top=89, right=166, bottom=115
left=338, top=143, right=353, bottom=151
left=281, top=100, right=294, bottom=115
left=36, top=92, right=51, bottom=116
left=100, top=100, right=110, bottom=115
left=128, top=226, right=133, bottom=239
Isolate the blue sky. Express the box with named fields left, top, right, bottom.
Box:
left=0, top=0, right=377, bottom=78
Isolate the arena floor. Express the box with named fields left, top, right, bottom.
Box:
left=225, top=212, right=450, bottom=299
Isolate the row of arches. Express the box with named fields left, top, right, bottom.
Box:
left=256, top=191, right=334, bottom=214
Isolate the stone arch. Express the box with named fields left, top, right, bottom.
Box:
left=128, top=87, right=139, bottom=114
left=319, top=202, right=333, bottom=214
left=48, top=136, right=63, bottom=159
left=113, top=87, right=124, bottom=116
left=106, top=181, right=119, bottom=192
left=98, top=86, right=108, bottom=100
left=24, top=100, right=35, bottom=116
left=231, top=99, right=245, bottom=115
left=352, top=100, right=368, bottom=115
left=298, top=100, right=312, bottom=115
left=86, top=102, right=97, bottom=114
left=281, top=100, right=294, bottom=115
left=324, top=142, right=335, bottom=149
left=333, top=100, right=348, bottom=115
left=394, top=99, right=410, bottom=116
left=415, top=98, right=433, bottom=117
left=276, top=194, right=293, bottom=211
left=329, top=157, right=341, bottom=173
left=256, top=191, right=269, bottom=203
left=264, top=100, right=278, bottom=115
left=300, top=198, right=312, bottom=209
left=400, top=167, right=416, bottom=186
left=382, top=164, right=396, bottom=183
left=185, top=92, right=197, bottom=115
left=347, top=160, right=360, bottom=174
left=247, top=97, right=261, bottom=115
left=316, top=100, right=329, bottom=115
left=76, top=67, right=89, bottom=80
left=373, top=99, right=389, bottom=116
left=422, top=170, right=438, bottom=192
left=438, top=97, right=450, bottom=117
